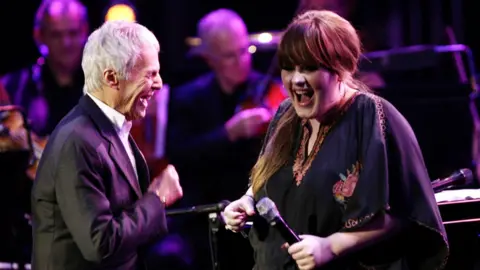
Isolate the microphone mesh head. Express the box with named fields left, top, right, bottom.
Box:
left=460, top=168, right=474, bottom=185
left=256, top=197, right=279, bottom=223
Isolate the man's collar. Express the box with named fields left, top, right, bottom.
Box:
left=86, top=92, right=132, bottom=134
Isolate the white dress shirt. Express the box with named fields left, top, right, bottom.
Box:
left=87, top=93, right=137, bottom=176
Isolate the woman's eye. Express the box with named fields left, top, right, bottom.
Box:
left=281, top=66, right=294, bottom=71
left=302, top=66, right=319, bottom=72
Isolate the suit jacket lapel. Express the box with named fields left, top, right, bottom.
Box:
left=79, top=95, right=142, bottom=198
left=129, top=136, right=150, bottom=193
left=108, top=137, right=142, bottom=197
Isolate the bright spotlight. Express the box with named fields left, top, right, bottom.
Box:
left=105, top=1, right=136, bottom=22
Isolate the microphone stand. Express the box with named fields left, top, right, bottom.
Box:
left=166, top=202, right=229, bottom=270
left=208, top=212, right=221, bottom=270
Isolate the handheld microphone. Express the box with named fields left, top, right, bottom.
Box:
left=432, top=168, right=473, bottom=193
left=256, top=197, right=300, bottom=244
left=166, top=200, right=231, bottom=216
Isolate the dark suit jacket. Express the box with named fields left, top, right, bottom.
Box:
left=31, top=95, right=167, bottom=270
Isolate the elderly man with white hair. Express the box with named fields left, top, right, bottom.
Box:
left=31, top=20, right=183, bottom=270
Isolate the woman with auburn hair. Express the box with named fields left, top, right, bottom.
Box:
left=223, top=10, right=448, bottom=270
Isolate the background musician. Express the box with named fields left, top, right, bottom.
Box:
left=1, top=0, right=88, bottom=138
left=166, top=8, right=286, bottom=269
left=0, top=0, right=88, bottom=264
left=167, top=8, right=285, bottom=208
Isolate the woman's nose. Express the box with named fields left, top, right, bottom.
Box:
left=292, top=72, right=306, bottom=87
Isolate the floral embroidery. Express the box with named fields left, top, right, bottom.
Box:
left=333, top=161, right=362, bottom=206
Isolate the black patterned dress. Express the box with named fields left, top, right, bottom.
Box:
left=249, top=92, right=449, bottom=270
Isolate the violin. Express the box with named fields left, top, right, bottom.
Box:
left=238, top=80, right=287, bottom=113
left=235, top=78, right=288, bottom=135
left=0, top=105, right=48, bottom=180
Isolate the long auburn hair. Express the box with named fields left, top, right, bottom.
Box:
left=250, top=10, right=365, bottom=194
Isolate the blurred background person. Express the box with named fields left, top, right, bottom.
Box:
left=1, top=0, right=88, bottom=138
left=0, top=0, right=88, bottom=265
left=166, top=8, right=286, bottom=269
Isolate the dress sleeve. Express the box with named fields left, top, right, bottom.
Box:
left=339, top=95, right=449, bottom=269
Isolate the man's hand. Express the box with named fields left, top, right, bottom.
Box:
left=148, top=164, right=183, bottom=206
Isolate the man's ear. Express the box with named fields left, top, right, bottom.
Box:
left=103, top=69, right=119, bottom=89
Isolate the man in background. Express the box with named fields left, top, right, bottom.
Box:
left=0, top=0, right=88, bottom=264
left=1, top=0, right=88, bottom=138
left=166, top=9, right=281, bottom=269
left=168, top=8, right=275, bottom=207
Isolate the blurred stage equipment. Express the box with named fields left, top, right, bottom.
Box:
left=104, top=0, right=136, bottom=22
left=363, top=44, right=480, bottom=270
left=360, top=46, right=480, bottom=270
left=432, top=168, right=473, bottom=193
left=167, top=201, right=231, bottom=270
left=435, top=168, right=480, bottom=270
left=359, top=44, right=478, bottom=89
left=0, top=106, right=35, bottom=270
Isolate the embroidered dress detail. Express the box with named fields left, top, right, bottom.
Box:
left=292, top=93, right=359, bottom=185
left=333, top=161, right=362, bottom=207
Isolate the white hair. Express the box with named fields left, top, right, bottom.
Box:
left=82, top=20, right=159, bottom=93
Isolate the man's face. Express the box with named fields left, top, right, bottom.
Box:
left=37, top=3, right=88, bottom=70
left=204, top=20, right=251, bottom=87
left=115, top=43, right=163, bottom=121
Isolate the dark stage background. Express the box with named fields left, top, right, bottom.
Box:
left=0, top=0, right=478, bottom=181
left=1, top=0, right=480, bottom=269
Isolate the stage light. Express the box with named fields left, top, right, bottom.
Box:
left=257, top=33, right=273, bottom=44
left=185, top=31, right=283, bottom=54
left=105, top=1, right=136, bottom=22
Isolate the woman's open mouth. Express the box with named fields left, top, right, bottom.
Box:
left=293, top=89, right=314, bottom=106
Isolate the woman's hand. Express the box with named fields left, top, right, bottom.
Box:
left=286, top=235, right=336, bottom=270
left=222, top=195, right=255, bottom=232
